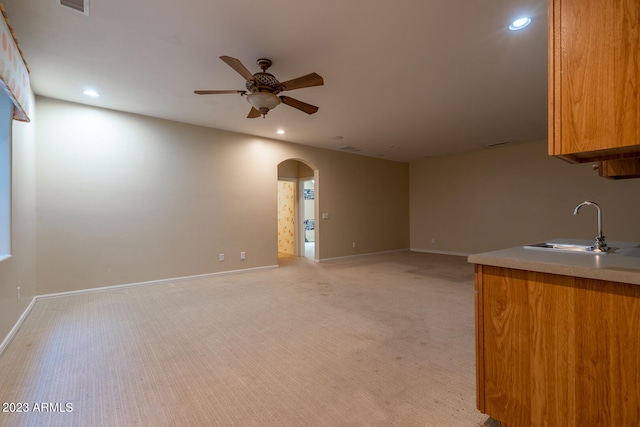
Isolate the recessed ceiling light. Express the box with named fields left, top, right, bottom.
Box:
left=276, top=129, right=285, bottom=135
left=83, top=89, right=100, bottom=97
left=509, top=17, right=532, bottom=31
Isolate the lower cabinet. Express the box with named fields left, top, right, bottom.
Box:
left=475, top=265, right=640, bottom=426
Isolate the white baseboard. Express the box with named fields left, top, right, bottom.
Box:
left=3, top=250, right=470, bottom=354
left=0, top=265, right=279, bottom=354
left=1, top=265, right=279, bottom=354
left=318, top=248, right=409, bottom=263
left=410, top=247, right=471, bottom=257
left=37, top=264, right=280, bottom=300
left=0, top=297, right=36, bottom=355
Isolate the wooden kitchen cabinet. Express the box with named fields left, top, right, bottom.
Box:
left=549, top=0, right=640, bottom=163
left=475, top=265, right=640, bottom=426
left=598, top=157, right=640, bottom=179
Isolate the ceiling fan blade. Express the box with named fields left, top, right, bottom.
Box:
left=247, top=107, right=262, bottom=119
left=280, top=96, right=319, bottom=114
left=220, top=56, right=255, bottom=82
left=279, top=73, right=324, bottom=91
left=194, top=90, right=246, bottom=95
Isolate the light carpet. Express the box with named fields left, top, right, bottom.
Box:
left=0, top=252, right=491, bottom=426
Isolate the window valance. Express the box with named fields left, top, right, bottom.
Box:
left=0, top=3, right=30, bottom=122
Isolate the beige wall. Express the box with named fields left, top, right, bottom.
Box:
left=277, top=159, right=313, bottom=179
left=410, top=140, right=640, bottom=255
left=0, top=91, right=37, bottom=345
left=35, top=97, right=410, bottom=294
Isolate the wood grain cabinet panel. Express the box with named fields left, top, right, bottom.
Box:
left=475, top=265, right=640, bottom=426
left=598, top=158, right=640, bottom=179
left=549, top=0, right=640, bottom=163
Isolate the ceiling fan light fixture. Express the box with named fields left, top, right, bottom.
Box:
left=196, top=56, right=322, bottom=118
left=246, top=92, right=281, bottom=117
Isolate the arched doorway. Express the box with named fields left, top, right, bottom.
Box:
left=277, top=159, right=318, bottom=261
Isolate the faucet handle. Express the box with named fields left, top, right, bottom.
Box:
left=593, top=235, right=609, bottom=252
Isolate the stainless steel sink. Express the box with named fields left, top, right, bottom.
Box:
left=525, top=242, right=615, bottom=253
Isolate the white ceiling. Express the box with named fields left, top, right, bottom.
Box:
left=3, top=0, right=548, bottom=162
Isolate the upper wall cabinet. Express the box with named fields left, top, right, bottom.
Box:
left=549, top=0, right=640, bottom=163
left=598, top=158, right=640, bottom=179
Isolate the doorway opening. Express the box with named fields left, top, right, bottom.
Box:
left=300, top=178, right=315, bottom=259
left=277, top=179, right=296, bottom=258
left=277, top=159, right=317, bottom=261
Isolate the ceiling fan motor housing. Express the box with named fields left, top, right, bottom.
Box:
left=246, top=72, right=281, bottom=94
left=245, top=60, right=282, bottom=117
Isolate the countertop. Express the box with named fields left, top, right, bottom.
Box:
left=468, top=239, right=640, bottom=285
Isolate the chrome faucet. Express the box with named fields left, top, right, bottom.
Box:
left=573, top=201, right=609, bottom=252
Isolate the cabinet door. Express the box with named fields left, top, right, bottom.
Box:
left=549, top=0, right=640, bottom=162
left=598, top=158, right=640, bottom=179
left=477, top=265, right=640, bottom=426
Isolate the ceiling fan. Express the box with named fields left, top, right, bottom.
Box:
left=195, top=56, right=324, bottom=119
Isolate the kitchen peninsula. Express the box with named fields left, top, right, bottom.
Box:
left=469, top=240, right=640, bottom=426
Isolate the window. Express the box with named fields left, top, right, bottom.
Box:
left=0, top=91, right=13, bottom=259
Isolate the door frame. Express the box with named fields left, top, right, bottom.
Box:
left=276, top=160, right=319, bottom=262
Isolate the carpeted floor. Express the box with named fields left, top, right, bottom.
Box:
left=0, top=251, right=492, bottom=426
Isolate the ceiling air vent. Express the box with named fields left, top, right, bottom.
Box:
left=56, top=0, right=89, bottom=16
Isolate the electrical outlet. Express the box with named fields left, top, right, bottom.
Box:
left=240, top=252, right=246, bottom=260
left=219, top=254, right=225, bottom=261
left=17, top=286, right=21, bottom=301
left=431, top=238, right=436, bottom=244
left=352, top=242, right=356, bottom=248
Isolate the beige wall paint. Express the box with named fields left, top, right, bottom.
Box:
left=35, top=97, right=410, bottom=294
left=410, top=140, right=640, bottom=255
left=277, top=159, right=313, bottom=179
left=0, top=91, right=37, bottom=345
